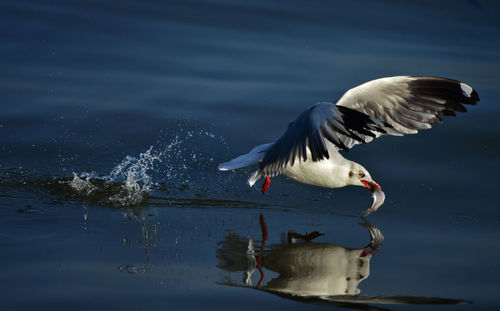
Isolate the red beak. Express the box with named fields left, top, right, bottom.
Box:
left=360, top=179, right=381, bottom=191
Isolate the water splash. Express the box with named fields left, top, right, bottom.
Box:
left=67, top=146, right=161, bottom=206
left=106, top=146, right=160, bottom=205
left=69, top=172, right=97, bottom=195
left=66, top=129, right=227, bottom=207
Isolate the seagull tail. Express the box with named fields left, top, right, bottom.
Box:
left=217, top=142, right=273, bottom=172
left=247, top=169, right=262, bottom=187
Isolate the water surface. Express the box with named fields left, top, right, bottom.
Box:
left=1, top=0, right=500, bottom=310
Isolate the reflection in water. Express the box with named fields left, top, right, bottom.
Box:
left=117, top=207, right=160, bottom=275
left=217, top=216, right=382, bottom=296
left=217, top=215, right=467, bottom=309
left=261, top=220, right=382, bottom=296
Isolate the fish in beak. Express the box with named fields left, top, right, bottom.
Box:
left=359, top=218, right=384, bottom=257
left=360, top=180, right=385, bottom=216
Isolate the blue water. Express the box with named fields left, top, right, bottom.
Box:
left=1, top=0, right=500, bottom=310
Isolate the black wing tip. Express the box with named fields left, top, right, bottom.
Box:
left=409, top=76, right=479, bottom=115
left=469, top=89, right=480, bottom=104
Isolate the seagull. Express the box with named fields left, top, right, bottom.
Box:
left=218, top=76, right=479, bottom=215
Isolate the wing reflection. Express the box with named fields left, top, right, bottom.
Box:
left=217, top=214, right=467, bottom=309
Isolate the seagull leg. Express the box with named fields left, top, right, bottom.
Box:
left=256, top=214, right=268, bottom=287
left=261, top=171, right=271, bottom=194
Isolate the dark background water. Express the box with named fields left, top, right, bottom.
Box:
left=1, top=0, right=500, bottom=310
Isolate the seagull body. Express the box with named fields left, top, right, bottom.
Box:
left=282, top=143, right=354, bottom=189
left=218, top=76, right=479, bottom=215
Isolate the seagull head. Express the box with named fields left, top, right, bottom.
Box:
left=349, top=164, right=385, bottom=216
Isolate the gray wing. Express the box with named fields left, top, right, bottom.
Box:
left=259, top=76, right=479, bottom=176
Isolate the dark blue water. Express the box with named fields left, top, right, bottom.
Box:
left=1, top=0, right=500, bottom=310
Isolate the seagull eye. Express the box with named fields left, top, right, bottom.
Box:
left=358, top=172, right=365, bottom=178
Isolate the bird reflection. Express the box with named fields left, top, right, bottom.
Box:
left=217, top=215, right=466, bottom=309
left=264, top=221, right=382, bottom=296
left=217, top=215, right=382, bottom=297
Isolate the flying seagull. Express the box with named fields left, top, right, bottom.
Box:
left=218, top=76, right=479, bottom=215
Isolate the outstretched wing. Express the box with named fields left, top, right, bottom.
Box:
left=259, top=76, right=479, bottom=176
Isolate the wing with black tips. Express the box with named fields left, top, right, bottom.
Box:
left=259, top=76, right=479, bottom=176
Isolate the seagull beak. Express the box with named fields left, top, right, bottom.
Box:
left=360, top=180, right=385, bottom=216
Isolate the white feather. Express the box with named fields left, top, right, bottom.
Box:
left=217, top=143, right=273, bottom=171
left=247, top=169, right=262, bottom=187
left=460, top=82, right=473, bottom=97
